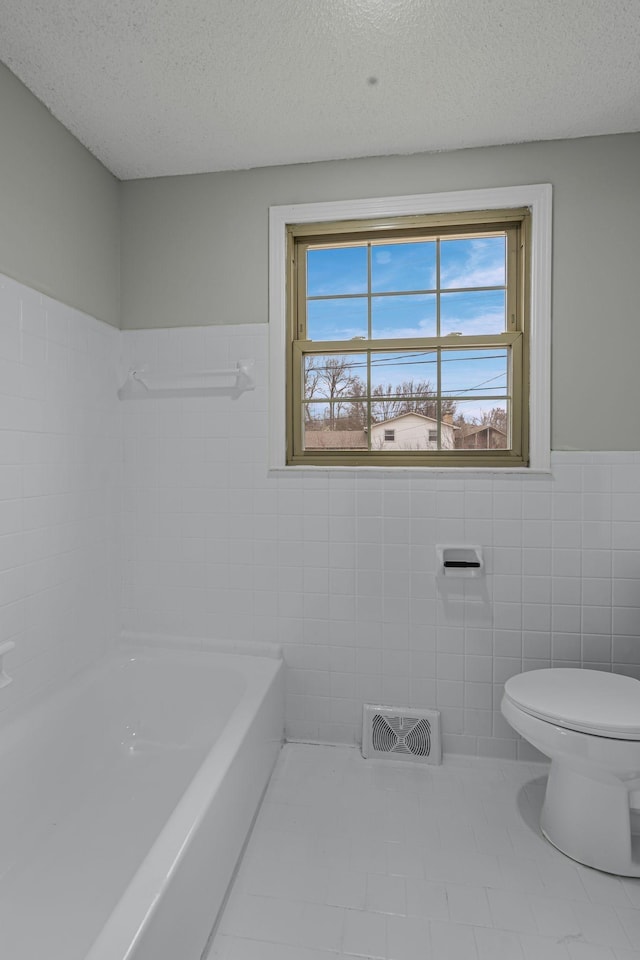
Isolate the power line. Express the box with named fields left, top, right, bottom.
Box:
left=306, top=355, right=507, bottom=395
left=307, top=353, right=505, bottom=371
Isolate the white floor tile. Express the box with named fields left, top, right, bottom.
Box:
left=296, top=902, right=346, bottom=953
left=240, top=857, right=329, bottom=902
left=212, top=937, right=339, bottom=960
left=342, top=908, right=386, bottom=959
left=446, top=883, right=492, bottom=927
left=405, top=878, right=449, bottom=921
left=486, top=888, right=538, bottom=934
left=613, top=907, right=640, bottom=951
left=495, top=853, right=545, bottom=894
left=566, top=943, right=617, bottom=960
left=429, top=919, right=479, bottom=959
left=219, top=892, right=303, bottom=944
left=208, top=745, right=640, bottom=960
left=529, top=893, right=580, bottom=939
left=366, top=873, right=407, bottom=916
left=473, top=925, right=525, bottom=960
left=571, top=902, right=633, bottom=951
left=519, top=932, right=571, bottom=960
left=541, top=859, right=590, bottom=901
left=326, top=867, right=368, bottom=910
left=620, top=878, right=640, bottom=908
left=612, top=949, right=640, bottom=960
left=576, top=868, right=632, bottom=909
left=386, top=915, right=430, bottom=960
left=472, top=821, right=515, bottom=857
left=385, top=840, right=424, bottom=879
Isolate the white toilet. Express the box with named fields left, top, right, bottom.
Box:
left=502, top=668, right=640, bottom=876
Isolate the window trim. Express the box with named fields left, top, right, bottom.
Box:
left=269, top=184, right=552, bottom=472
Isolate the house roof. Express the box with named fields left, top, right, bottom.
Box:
left=373, top=412, right=458, bottom=430
left=462, top=424, right=507, bottom=438
left=374, top=412, right=439, bottom=427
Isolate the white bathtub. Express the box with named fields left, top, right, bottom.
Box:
left=0, top=639, right=284, bottom=960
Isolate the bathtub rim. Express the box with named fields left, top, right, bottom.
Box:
left=84, top=636, right=284, bottom=960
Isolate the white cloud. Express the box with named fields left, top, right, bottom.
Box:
left=440, top=311, right=505, bottom=336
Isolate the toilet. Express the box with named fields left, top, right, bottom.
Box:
left=502, top=668, right=640, bottom=876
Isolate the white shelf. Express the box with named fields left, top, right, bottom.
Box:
left=118, top=360, right=254, bottom=399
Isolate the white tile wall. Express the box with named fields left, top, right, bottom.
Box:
left=120, top=324, right=640, bottom=758
left=1, top=293, right=640, bottom=755
left=0, top=275, right=121, bottom=724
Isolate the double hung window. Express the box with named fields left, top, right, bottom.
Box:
left=286, top=209, right=530, bottom=467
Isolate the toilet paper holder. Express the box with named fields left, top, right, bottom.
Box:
left=437, top=545, right=484, bottom=578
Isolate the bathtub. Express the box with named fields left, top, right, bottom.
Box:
left=0, top=638, right=284, bottom=960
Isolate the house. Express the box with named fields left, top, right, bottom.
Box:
left=456, top=424, right=508, bottom=450
left=371, top=413, right=456, bottom=451
left=304, top=412, right=457, bottom=451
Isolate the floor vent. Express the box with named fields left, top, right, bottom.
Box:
left=362, top=705, right=441, bottom=764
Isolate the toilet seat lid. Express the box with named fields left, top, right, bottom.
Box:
left=504, top=669, right=640, bottom=739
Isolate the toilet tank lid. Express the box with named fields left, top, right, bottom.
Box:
left=504, top=668, right=640, bottom=739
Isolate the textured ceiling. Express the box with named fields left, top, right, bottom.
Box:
left=0, top=0, right=638, bottom=180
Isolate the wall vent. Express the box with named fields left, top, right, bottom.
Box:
left=362, top=705, right=441, bottom=764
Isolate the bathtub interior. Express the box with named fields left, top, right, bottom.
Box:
left=0, top=645, right=276, bottom=960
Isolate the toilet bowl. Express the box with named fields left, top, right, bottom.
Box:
left=502, top=668, right=640, bottom=876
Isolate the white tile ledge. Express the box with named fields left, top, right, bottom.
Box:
left=269, top=450, right=639, bottom=477
left=119, top=632, right=282, bottom=660
left=269, top=466, right=553, bottom=477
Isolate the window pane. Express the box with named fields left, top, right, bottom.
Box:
left=453, top=400, right=510, bottom=450
left=440, top=290, right=506, bottom=336
left=370, top=351, right=438, bottom=395
left=371, top=294, right=436, bottom=339
left=307, top=298, right=368, bottom=340
left=440, top=349, right=508, bottom=398
left=307, top=246, right=367, bottom=296
left=371, top=350, right=439, bottom=436
left=440, top=236, right=506, bottom=289
left=303, top=402, right=367, bottom=450
left=304, top=354, right=366, bottom=400
left=370, top=408, right=441, bottom=451
left=371, top=241, right=437, bottom=293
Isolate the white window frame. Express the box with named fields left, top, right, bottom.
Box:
left=269, top=184, right=551, bottom=472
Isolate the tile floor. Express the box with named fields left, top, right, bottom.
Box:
left=209, top=744, right=640, bottom=959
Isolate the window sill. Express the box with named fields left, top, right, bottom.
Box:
left=268, top=464, right=552, bottom=477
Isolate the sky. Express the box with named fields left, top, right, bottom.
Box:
left=305, top=236, right=509, bottom=420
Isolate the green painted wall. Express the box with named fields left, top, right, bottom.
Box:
left=120, top=134, right=640, bottom=450
left=0, top=63, right=120, bottom=327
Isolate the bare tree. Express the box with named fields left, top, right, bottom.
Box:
left=454, top=405, right=507, bottom=431
left=304, top=356, right=365, bottom=430
left=371, top=379, right=456, bottom=423
left=303, top=362, right=459, bottom=431
left=479, top=406, right=507, bottom=432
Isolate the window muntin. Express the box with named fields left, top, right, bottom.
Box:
left=288, top=210, right=529, bottom=467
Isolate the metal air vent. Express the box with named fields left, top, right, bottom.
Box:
left=362, top=704, right=441, bottom=764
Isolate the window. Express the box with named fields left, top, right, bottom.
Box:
left=288, top=210, right=528, bottom=466
left=269, top=186, right=551, bottom=471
